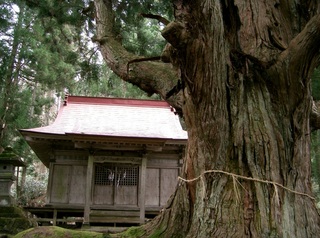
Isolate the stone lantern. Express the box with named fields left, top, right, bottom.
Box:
left=0, top=147, right=25, bottom=206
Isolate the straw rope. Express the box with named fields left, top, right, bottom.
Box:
left=178, top=169, right=315, bottom=200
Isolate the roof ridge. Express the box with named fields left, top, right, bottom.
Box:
left=65, top=96, right=170, bottom=108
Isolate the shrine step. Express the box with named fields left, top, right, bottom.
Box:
left=89, top=210, right=140, bottom=224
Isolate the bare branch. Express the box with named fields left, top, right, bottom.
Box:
left=94, top=0, right=182, bottom=111
left=140, top=13, right=170, bottom=25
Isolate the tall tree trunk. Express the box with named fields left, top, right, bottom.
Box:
left=0, top=1, right=25, bottom=144
left=95, top=0, right=320, bottom=237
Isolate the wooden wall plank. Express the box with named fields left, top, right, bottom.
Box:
left=50, top=165, right=70, bottom=203
left=116, top=186, right=138, bottom=205
left=145, top=168, right=160, bottom=206
left=160, top=168, right=178, bottom=206
left=147, top=158, right=179, bottom=167
left=93, top=185, right=114, bottom=205
left=69, top=165, right=87, bottom=204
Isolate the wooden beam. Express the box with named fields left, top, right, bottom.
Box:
left=94, top=157, right=142, bottom=164
left=31, top=217, right=84, bottom=224
left=139, top=154, right=147, bottom=224
left=74, top=142, right=145, bottom=151
left=83, top=155, right=94, bottom=225
left=68, top=134, right=167, bottom=144
left=53, top=150, right=89, bottom=156
left=74, top=142, right=164, bottom=152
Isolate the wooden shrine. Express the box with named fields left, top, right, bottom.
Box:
left=20, top=96, right=187, bottom=226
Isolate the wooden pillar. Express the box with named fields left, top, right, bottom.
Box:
left=139, top=154, right=147, bottom=224
left=53, top=209, right=57, bottom=226
left=46, top=162, right=54, bottom=204
left=83, top=155, right=94, bottom=225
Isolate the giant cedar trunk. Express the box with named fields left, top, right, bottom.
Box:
left=95, top=0, right=320, bottom=237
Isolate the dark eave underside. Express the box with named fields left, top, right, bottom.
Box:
left=21, top=131, right=186, bottom=167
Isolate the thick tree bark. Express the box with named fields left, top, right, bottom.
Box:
left=95, top=0, right=320, bottom=237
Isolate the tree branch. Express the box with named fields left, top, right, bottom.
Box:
left=275, top=14, right=320, bottom=80
left=267, top=14, right=320, bottom=112
left=140, top=13, right=170, bottom=25
left=127, top=56, right=161, bottom=76
left=94, top=0, right=182, bottom=111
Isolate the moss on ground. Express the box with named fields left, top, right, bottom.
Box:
left=14, top=226, right=107, bottom=238
left=0, top=207, right=26, bottom=218
left=148, top=228, right=164, bottom=238
left=115, top=226, right=145, bottom=238
left=0, top=206, right=36, bottom=235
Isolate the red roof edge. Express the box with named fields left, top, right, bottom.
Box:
left=64, top=95, right=170, bottom=108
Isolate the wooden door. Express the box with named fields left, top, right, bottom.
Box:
left=93, top=164, right=138, bottom=206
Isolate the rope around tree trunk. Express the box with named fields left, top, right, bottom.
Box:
left=178, top=169, right=315, bottom=201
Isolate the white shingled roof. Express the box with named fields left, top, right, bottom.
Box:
left=22, top=96, right=188, bottom=141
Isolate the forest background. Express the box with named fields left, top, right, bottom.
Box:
left=1, top=0, right=320, bottom=209
left=0, top=0, right=168, bottom=205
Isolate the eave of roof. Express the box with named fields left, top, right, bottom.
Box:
left=20, top=96, right=188, bottom=141
left=20, top=130, right=187, bottom=145
left=20, top=96, right=188, bottom=167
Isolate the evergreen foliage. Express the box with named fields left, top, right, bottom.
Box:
left=113, top=0, right=172, bottom=56
left=312, top=68, right=320, bottom=100
left=311, top=131, right=320, bottom=207
left=0, top=0, right=167, bottom=205
left=12, top=0, right=320, bottom=235
left=8, top=0, right=320, bottom=214
left=311, top=68, right=320, bottom=207
left=0, top=0, right=99, bottom=201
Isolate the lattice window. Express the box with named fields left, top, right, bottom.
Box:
left=94, top=164, right=138, bottom=186
left=95, top=165, right=114, bottom=186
